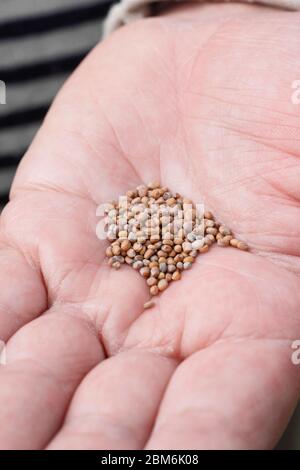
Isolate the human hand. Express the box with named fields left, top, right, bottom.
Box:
left=0, top=3, right=299, bottom=449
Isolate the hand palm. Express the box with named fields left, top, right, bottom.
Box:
left=0, top=4, right=299, bottom=449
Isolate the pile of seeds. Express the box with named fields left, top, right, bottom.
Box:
left=104, top=182, right=248, bottom=308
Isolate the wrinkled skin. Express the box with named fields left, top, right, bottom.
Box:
left=0, top=3, right=300, bottom=450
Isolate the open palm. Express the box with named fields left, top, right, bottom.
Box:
left=0, top=3, right=300, bottom=449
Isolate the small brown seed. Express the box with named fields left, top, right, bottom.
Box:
left=174, top=244, right=182, bottom=253
left=147, top=277, right=158, bottom=287
left=166, top=198, right=176, bottom=206
left=168, top=264, right=176, bottom=273
left=182, top=241, right=192, bottom=253
left=237, top=241, right=249, bottom=251
left=219, top=225, right=232, bottom=236
left=163, top=239, right=173, bottom=246
left=165, top=273, right=172, bottom=282
left=191, top=239, right=204, bottom=250
left=161, top=245, right=172, bottom=253
left=151, top=267, right=160, bottom=278
left=183, top=262, right=192, bottom=270
left=158, top=272, right=165, bottom=280
left=176, top=262, right=183, bottom=270
left=204, top=234, right=215, bottom=245
left=112, top=261, right=121, bottom=269
left=204, top=211, right=214, bottom=220
left=144, top=300, right=155, bottom=309
left=137, top=185, right=148, bottom=197
left=151, top=189, right=161, bottom=199
left=144, top=249, right=154, bottom=259
left=148, top=181, right=160, bottom=189
left=150, top=285, right=159, bottom=296
left=133, top=242, right=143, bottom=252
left=112, top=245, right=121, bottom=256
left=174, top=254, right=184, bottom=263
left=121, top=240, right=131, bottom=251
left=205, top=219, right=215, bottom=228
left=118, top=230, right=128, bottom=239
left=149, top=261, right=159, bottom=268
left=158, top=279, right=168, bottom=291
left=157, top=250, right=166, bottom=258
left=158, top=257, right=167, bottom=263
left=206, top=227, right=218, bottom=236
left=133, top=260, right=143, bottom=270
left=106, top=246, right=113, bottom=257
left=125, top=256, right=133, bottom=265
left=183, top=256, right=194, bottom=263
left=127, top=248, right=136, bottom=258
left=159, top=262, right=167, bottom=273
left=199, top=245, right=209, bottom=253
left=172, top=271, right=181, bottom=281
left=140, top=267, right=150, bottom=278
left=229, top=238, right=239, bottom=247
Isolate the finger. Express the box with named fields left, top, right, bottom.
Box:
left=0, top=306, right=103, bottom=450
left=145, top=340, right=300, bottom=449
left=0, top=231, right=46, bottom=342
left=47, top=351, right=177, bottom=450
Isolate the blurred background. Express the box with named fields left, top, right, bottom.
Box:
left=0, top=0, right=299, bottom=450
left=0, top=0, right=116, bottom=208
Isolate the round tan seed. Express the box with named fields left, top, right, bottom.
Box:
left=172, top=271, right=181, bottom=281
left=133, top=260, right=143, bottom=270
left=121, top=240, right=131, bottom=251
left=229, top=238, right=239, bottom=247
left=144, top=300, right=155, bottom=309
left=204, top=211, right=214, bottom=220
left=144, top=249, right=154, bottom=259
left=147, top=277, right=157, bottom=287
left=137, top=185, right=148, bottom=197
left=106, top=246, right=113, bottom=257
left=140, top=267, right=150, bottom=278
left=168, top=264, right=176, bottom=273
left=148, top=181, right=160, bottom=189
left=219, top=225, right=231, bottom=236
left=118, top=230, right=128, bottom=239
left=150, top=285, right=159, bottom=296
left=151, top=267, right=160, bottom=278
left=158, top=279, right=168, bottom=291
left=183, top=256, right=194, bottom=263
left=127, top=248, right=136, bottom=258
left=237, top=241, right=249, bottom=251
left=182, top=241, right=192, bottom=253
left=112, top=261, right=121, bottom=269
left=112, top=245, right=121, bottom=256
